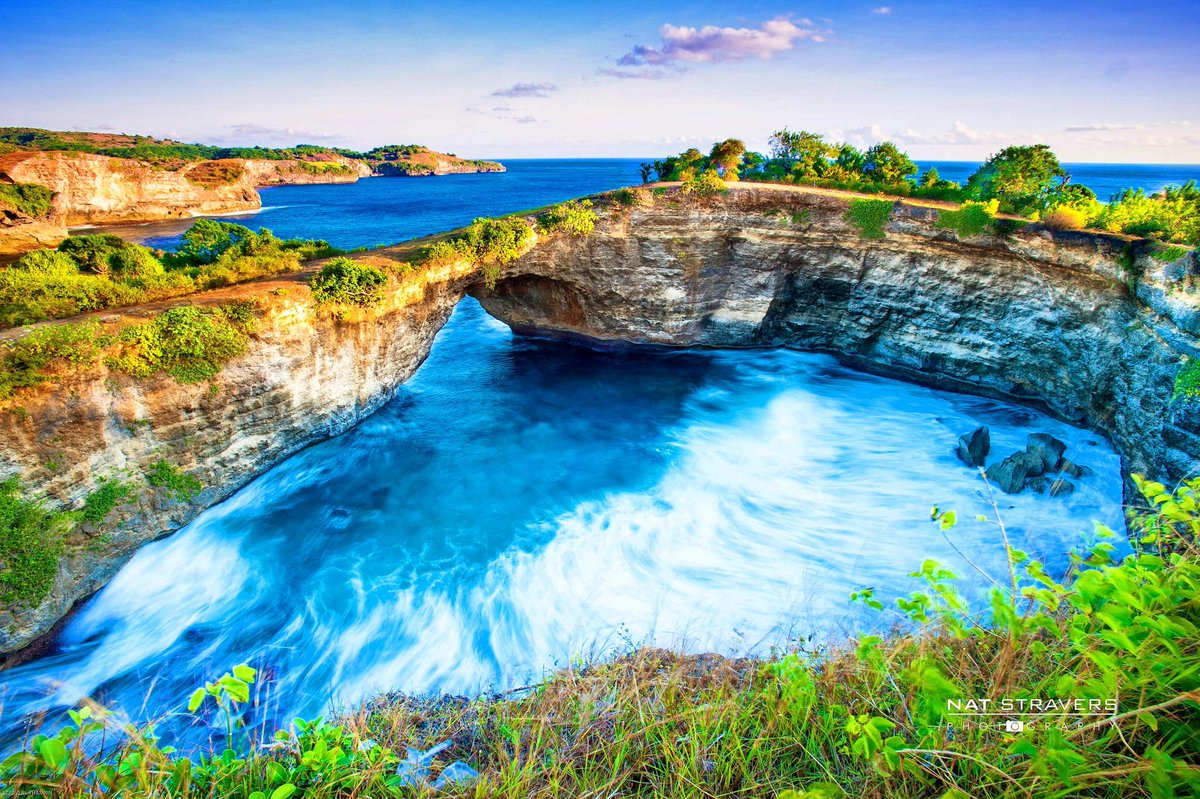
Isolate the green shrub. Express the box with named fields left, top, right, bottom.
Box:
left=1173, top=359, right=1200, bottom=400
left=611, top=188, right=648, bottom=207
left=308, top=258, right=388, bottom=307
left=935, top=200, right=998, bottom=238
left=1041, top=206, right=1088, bottom=230
left=80, top=478, right=136, bottom=525
left=1152, top=246, right=1189, bottom=263
left=57, top=234, right=141, bottom=275
left=845, top=199, right=893, bottom=239
left=0, top=182, right=54, bottom=218
left=145, top=460, right=202, bottom=501
left=107, top=303, right=257, bottom=384
left=680, top=170, right=728, bottom=197
left=539, top=200, right=597, bottom=236
left=0, top=321, right=104, bottom=399
left=109, top=246, right=165, bottom=278
left=296, top=161, right=353, bottom=177
left=0, top=477, right=67, bottom=608
left=12, top=249, right=78, bottom=277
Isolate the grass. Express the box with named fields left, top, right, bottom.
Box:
left=0, top=477, right=69, bottom=608
left=145, top=460, right=202, bottom=502
left=845, top=199, right=893, bottom=239
left=2, top=475, right=1197, bottom=797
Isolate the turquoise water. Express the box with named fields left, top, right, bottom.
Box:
left=2, top=159, right=1147, bottom=750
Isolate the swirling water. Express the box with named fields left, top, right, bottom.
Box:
left=1, top=299, right=1123, bottom=748
left=9, top=157, right=1151, bottom=749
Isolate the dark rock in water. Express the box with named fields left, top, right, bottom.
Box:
left=1027, top=432, right=1067, bottom=472
left=1060, top=459, right=1091, bottom=478
left=1049, top=478, right=1076, bottom=497
left=957, top=426, right=990, bottom=466
left=1027, top=475, right=1048, bottom=494
left=987, top=454, right=1029, bottom=494
left=1014, top=449, right=1046, bottom=477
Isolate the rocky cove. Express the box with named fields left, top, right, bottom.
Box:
left=0, top=183, right=1197, bottom=663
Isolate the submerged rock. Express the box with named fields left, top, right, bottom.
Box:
left=957, top=426, right=991, bottom=467
left=1027, top=476, right=1049, bottom=494
left=1060, top=459, right=1091, bottom=479
left=1049, top=478, right=1076, bottom=497
left=987, top=454, right=1030, bottom=494
left=1027, top=433, right=1067, bottom=473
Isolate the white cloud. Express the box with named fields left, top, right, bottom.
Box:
left=873, top=6, right=892, bottom=14
left=492, top=82, right=558, bottom=98
left=616, top=16, right=827, bottom=67
left=1064, top=122, right=1143, bottom=132
left=210, top=123, right=344, bottom=145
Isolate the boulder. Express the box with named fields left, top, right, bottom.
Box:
left=1049, top=478, right=1076, bottom=497
left=1027, top=476, right=1048, bottom=494
left=1014, top=449, right=1046, bottom=477
left=1060, top=459, right=1091, bottom=478
left=987, top=453, right=1029, bottom=494
left=956, top=426, right=990, bottom=467
left=1027, top=432, right=1067, bottom=472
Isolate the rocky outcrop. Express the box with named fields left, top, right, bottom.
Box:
left=2, top=184, right=1198, bottom=654
left=0, top=151, right=261, bottom=253
left=0, top=150, right=504, bottom=254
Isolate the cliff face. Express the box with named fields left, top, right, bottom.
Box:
left=1, top=185, right=1197, bottom=654
left=476, top=188, right=1200, bottom=482
left=241, top=157, right=373, bottom=185
left=0, top=151, right=261, bottom=252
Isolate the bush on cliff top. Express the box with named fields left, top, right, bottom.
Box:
left=308, top=258, right=388, bottom=307
left=0, top=222, right=339, bottom=329
left=418, top=216, right=535, bottom=289
left=538, top=199, right=597, bottom=236
left=935, top=199, right=998, bottom=238
left=106, top=302, right=258, bottom=384
left=0, top=321, right=105, bottom=399
left=4, top=475, right=1198, bottom=797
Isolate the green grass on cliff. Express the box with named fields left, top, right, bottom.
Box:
left=0, top=182, right=54, bottom=219
left=4, top=475, right=1197, bottom=798
left=845, top=199, right=893, bottom=239
left=0, top=477, right=68, bottom=608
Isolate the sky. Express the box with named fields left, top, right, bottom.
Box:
left=2, top=0, right=1198, bottom=162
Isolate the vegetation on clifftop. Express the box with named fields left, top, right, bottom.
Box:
left=0, top=221, right=338, bottom=328
left=644, top=132, right=1200, bottom=245
left=2, top=475, right=1197, bottom=797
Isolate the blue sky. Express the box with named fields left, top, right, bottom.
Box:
left=2, top=0, right=1197, bottom=161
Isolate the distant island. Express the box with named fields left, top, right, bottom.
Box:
left=0, top=127, right=504, bottom=253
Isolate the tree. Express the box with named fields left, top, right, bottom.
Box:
left=965, top=144, right=1067, bottom=213
left=709, top=138, right=747, bottom=181
left=638, top=162, right=654, bottom=183
left=862, top=141, right=917, bottom=184
left=919, top=167, right=941, bottom=188
left=768, top=129, right=835, bottom=178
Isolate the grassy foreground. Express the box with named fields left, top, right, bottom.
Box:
left=2, top=474, right=1198, bottom=798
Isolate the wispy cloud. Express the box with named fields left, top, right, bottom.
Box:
left=596, top=67, right=678, bottom=80
left=491, top=82, right=558, bottom=98
left=890, top=120, right=1038, bottom=147
left=615, top=16, right=827, bottom=68
left=1064, top=122, right=1143, bottom=132
left=210, top=123, right=344, bottom=145
left=873, top=6, right=892, bottom=14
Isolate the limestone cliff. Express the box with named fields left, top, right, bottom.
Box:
left=1, top=185, right=1197, bottom=655
left=0, top=151, right=261, bottom=252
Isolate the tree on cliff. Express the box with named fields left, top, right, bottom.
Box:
left=966, top=144, right=1068, bottom=213
left=708, top=139, right=747, bottom=181
left=862, top=141, right=917, bottom=184
left=768, top=129, right=835, bottom=178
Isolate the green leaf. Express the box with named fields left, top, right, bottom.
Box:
left=271, top=783, right=297, bottom=799
left=233, top=663, right=257, bottom=682
left=38, top=738, right=68, bottom=771
left=188, top=687, right=207, bottom=713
